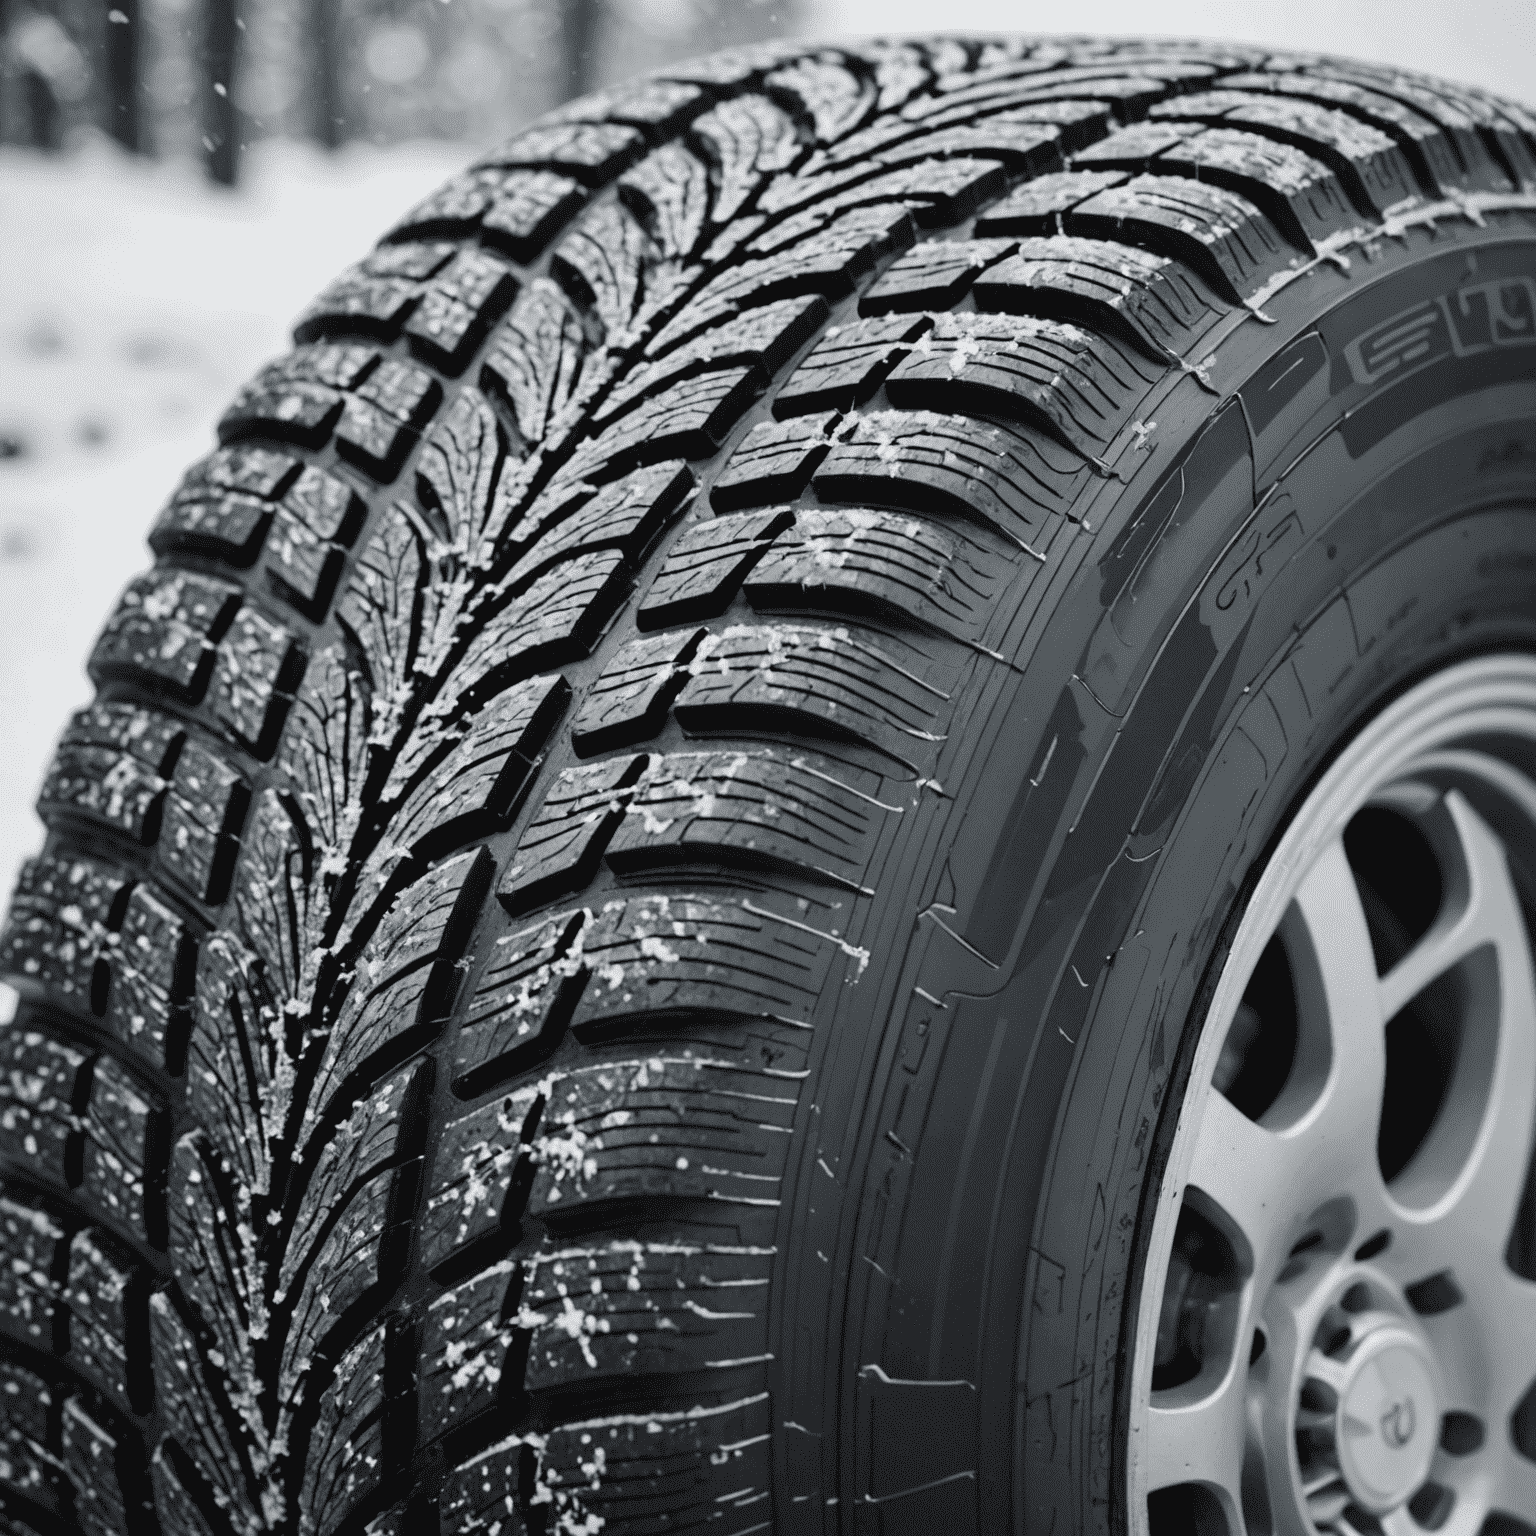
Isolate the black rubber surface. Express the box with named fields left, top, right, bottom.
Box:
left=2, top=33, right=1535, bottom=1536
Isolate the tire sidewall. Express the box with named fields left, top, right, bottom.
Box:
left=776, top=229, right=1536, bottom=1536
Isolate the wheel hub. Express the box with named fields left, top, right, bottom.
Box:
left=1128, top=656, right=1536, bottom=1536
left=1325, top=1323, right=1439, bottom=1513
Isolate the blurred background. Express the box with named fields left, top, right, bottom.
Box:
left=0, top=0, right=1532, bottom=904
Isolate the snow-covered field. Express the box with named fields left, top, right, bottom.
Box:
left=0, top=138, right=474, bottom=902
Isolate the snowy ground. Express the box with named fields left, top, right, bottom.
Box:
left=0, top=138, right=474, bottom=902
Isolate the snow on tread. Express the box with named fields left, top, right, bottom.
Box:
left=3, top=31, right=1531, bottom=1536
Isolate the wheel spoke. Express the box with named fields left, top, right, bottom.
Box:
left=1487, top=1273, right=1536, bottom=1419
left=1144, top=1363, right=1248, bottom=1511
left=1379, top=791, right=1530, bottom=1022
left=1383, top=793, right=1536, bottom=1263
left=1491, top=1443, right=1536, bottom=1526
left=1186, top=1086, right=1314, bottom=1278
left=1281, top=837, right=1389, bottom=1176
left=1130, top=661, right=1536, bottom=1536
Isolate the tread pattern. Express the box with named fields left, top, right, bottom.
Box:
left=2, top=31, right=1533, bottom=1536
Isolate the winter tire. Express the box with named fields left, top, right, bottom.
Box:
left=3, top=33, right=1535, bottom=1536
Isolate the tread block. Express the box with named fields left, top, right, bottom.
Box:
left=556, top=77, right=705, bottom=134
left=331, top=506, right=426, bottom=740
left=219, top=344, right=378, bottom=449
left=1065, top=174, right=1290, bottom=304
left=549, top=200, right=655, bottom=345
left=526, top=1054, right=796, bottom=1220
left=475, top=120, right=647, bottom=182
left=60, top=1396, right=138, bottom=1536
left=187, top=934, right=282, bottom=1201
left=335, top=356, right=444, bottom=480
left=571, top=627, right=705, bottom=756
left=0, top=854, right=131, bottom=1011
left=280, top=1062, right=427, bottom=1313
left=481, top=169, right=587, bottom=259
left=637, top=509, right=793, bottom=629
left=454, top=909, right=591, bottom=1093
left=1221, top=69, right=1466, bottom=197
left=1149, top=90, right=1419, bottom=216
left=521, top=1238, right=772, bottom=1393
left=563, top=366, right=761, bottom=484
left=385, top=676, right=569, bottom=863
left=89, top=570, right=242, bottom=700
left=164, top=1130, right=261, bottom=1420
left=81, top=1056, right=167, bottom=1246
left=418, top=1260, right=518, bottom=1439
left=497, top=755, right=648, bottom=917
left=757, top=156, right=1010, bottom=242
left=860, top=236, right=1019, bottom=314
left=404, top=249, right=519, bottom=371
left=888, top=119, right=1064, bottom=174
left=766, top=55, right=874, bottom=144
left=0, top=1190, right=68, bottom=1350
left=536, top=1396, right=774, bottom=1536
left=606, top=746, right=889, bottom=891
left=674, top=622, right=953, bottom=762
left=438, top=1435, right=526, bottom=1536
left=294, top=243, right=455, bottom=342
left=973, top=168, right=1129, bottom=235
left=264, top=464, right=366, bottom=615
left=300, top=848, right=494, bottom=1152
left=989, top=99, right=1118, bottom=152
left=500, top=460, right=694, bottom=594
left=162, top=440, right=300, bottom=499
left=1323, top=64, right=1534, bottom=190
left=209, top=604, right=304, bottom=757
left=63, top=1226, right=147, bottom=1412
left=150, top=1446, right=224, bottom=1536
left=1166, top=127, right=1357, bottom=247
left=385, top=169, right=499, bottom=242
left=150, top=445, right=300, bottom=564
left=1089, top=124, right=1360, bottom=248
left=0, top=1361, right=63, bottom=1517
left=481, top=277, right=588, bottom=447
left=972, top=234, right=1221, bottom=360
left=1069, top=118, right=1206, bottom=168
left=814, top=410, right=1087, bottom=548
left=711, top=413, right=840, bottom=511
left=691, top=94, right=801, bottom=226
left=0, top=1029, right=93, bottom=1186
left=104, top=884, right=195, bottom=1073
left=148, top=1296, right=250, bottom=1528
left=918, top=71, right=1179, bottom=124
left=774, top=313, right=933, bottom=416
left=649, top=204, right=917, bottom=355
left=442, top=549, right=630, bottom=725
left=153, top=740, right=250, bottom=905
left=885, top=312, right=1157, bottom=456
left=619, top=141, right=711, bottom=263
left=606, top=295, right=829, bottom=422
left=419, top=1086, right=541, bottom=1271
left=278, top=1167, right=398, bottom=1409
left=38, top=702, right=184, bottom=844
left=566, top=891, right=844, bottom=1037
left=300, top=1325, right=388, bottom=1536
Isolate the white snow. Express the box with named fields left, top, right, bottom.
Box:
left=0, top=137, right=473, bottom=904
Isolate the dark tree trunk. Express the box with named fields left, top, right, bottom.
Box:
left=311, top=0, right=342, bottom=149
left=25, top=70, right=59, bottom=148
left=104, top=0, right=145, bottom=153
left=560, top=0, right=603, bottom=104
left=203, top=0, right=239, bottom=185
